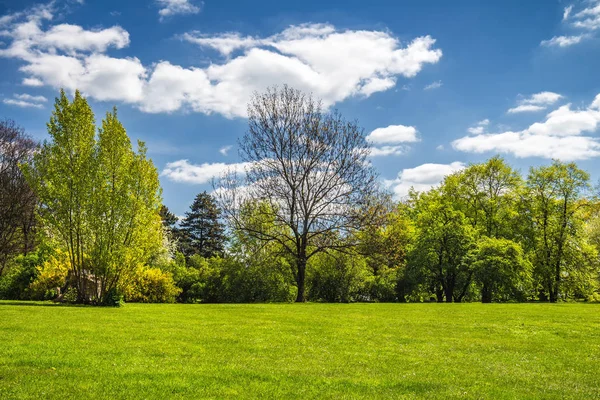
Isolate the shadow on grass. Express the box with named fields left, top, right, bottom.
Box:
left=0, top=300, right=93, bottom=308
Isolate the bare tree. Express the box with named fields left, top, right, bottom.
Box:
left=217, top=86, right=378, bottom=302
left=0, top=119, right=37, bottom=273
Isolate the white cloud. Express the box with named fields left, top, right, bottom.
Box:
left=385, top=161, right=466, bottom=199
left=369, top=145, right=406, bottom=157
left=507, top=104, right=546, bottom=114
left=541, top=35, right=586, bottom=47
left=453, top=94, right=600, bottom=161
left=541, top=1, right=600, bottom=47
left=161, top=159, right=251, bottom=184
left=366, top=125, right=419, bottom=157
left=181, top=32, right=259, bottom=56
left=507, top=91, right=563, bottom=113
left=22, top=77, right=44, bottom=86
left=157, top=0, right=201, bottom=21
left=14, top=93, right=47, bottom=102
left=219, top=145, right=233, bottom=156
left=3, top=98, right=43, bottom=108
left=564, top=5, right=574, bottom=20
left=468, top=126, right=485, bottom=134
left=0, top=4, right=442, bottom=119
left=366, top=125, right=419, bottom=144
left=424, top=80, right=442, bottom=90
left=3, top=92, right=46, bottom=108
left=467, top=118, right=490, bottom=134
left=572, top=2, right=600, bottom=30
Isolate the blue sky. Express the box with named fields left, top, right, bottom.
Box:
left=1, top=0, right=599, bottom=216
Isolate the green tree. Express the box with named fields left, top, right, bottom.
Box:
left=24, top=91, right=163, bottom=304
left=525, top=161, right=591, bottom=302
left=471, top=237, right=532, bottom=302
left=180, top=192, right=226, bottom=258
left=358, top=200, right=414, bottom=302
left=448, top=156, right=522, bottom=239
left=406, top=187, right=476, bottom=302
left=23, top=90, right=97, bottom=302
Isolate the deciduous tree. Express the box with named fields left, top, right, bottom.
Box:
left=218, top=86, right=378, bottom=302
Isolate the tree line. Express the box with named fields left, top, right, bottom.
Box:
left=0, top=86, right=599, bottom=305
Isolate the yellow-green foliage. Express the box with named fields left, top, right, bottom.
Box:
left=28, top=250, right=69, bottom=299
left=122, top=266, right=181, bottom=303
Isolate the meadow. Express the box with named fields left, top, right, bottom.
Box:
left=0, top=302, right=599, bottom=399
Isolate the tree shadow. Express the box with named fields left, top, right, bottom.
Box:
left=0, top=300, right=89, bottom=307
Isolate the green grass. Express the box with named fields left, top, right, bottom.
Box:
left=0, top=302, right=599, bottom=399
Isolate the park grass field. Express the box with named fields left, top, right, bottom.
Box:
left=0, top=302, right=599, bottom=399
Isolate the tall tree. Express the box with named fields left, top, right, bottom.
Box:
left=180, top=191, right=226, bottom=258
left=23, top=90, right=97, bottom=302
left=0, top=120, right=37, bottom=273
left=24, top=91, right=163, bottom=303
left=218, top=85, right=378, bottom=302
left=407, top=187, right=476, bottom=302
left=525, top=161, right=591, bottom=302
left=448, top=156, right=522, bottom=239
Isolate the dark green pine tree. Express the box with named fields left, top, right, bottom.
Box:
left=159, top=205, right=178, bottom=230
left=180, top=191, right=226, bottom=258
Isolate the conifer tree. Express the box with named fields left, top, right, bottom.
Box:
left=180, top=191, right=226, bottom=258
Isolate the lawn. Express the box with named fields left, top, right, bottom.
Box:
left=0, top=302, right=598, bottom=399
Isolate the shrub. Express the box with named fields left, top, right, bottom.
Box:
left=101, top=287, right=124, bottom=307
left=0, top=253, right=41, bottom=300
left=29, top=249, right=70, bottom=300
left=308, top=253, right=371, bottom=303
left=123, top=266, right=181, bottom=303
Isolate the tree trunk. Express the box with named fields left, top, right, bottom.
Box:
left=481, top=283, right=492, bottom=303
left=444, top=285, right=454, bottom=303
left=295, top=257, right=307, bottom=302
left=435, top=288, right=444, bottom=303
left=549, top=282, right=558, bottom=303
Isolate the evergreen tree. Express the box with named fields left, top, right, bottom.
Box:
left=180, top=192, right=226, bottom=258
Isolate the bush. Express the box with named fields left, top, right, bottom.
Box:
left=0, top=253, right=42, bottom=300
left=123, top=266, right=181, bottom=303
left=308, top=253, right=371, bottom=303
left=29, top=249, right=70, bottom=300
left=101, top=287, right=124, bottom=307
left=62, top=287, right=78, bottom=304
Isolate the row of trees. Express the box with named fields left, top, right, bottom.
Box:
left=0, top=86, right=599, bottom=304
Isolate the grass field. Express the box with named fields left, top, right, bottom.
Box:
left=0, top=302, right=599, bottom=399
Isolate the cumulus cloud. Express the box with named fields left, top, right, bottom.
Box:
left=0, top=4, right=442, bottom=118
left=453, top=93, right=600, bottom=161
left=366, top=125, right=419, bottom=144
left=161, top=159, right=251, bottom=184
left=157, top=0, right=201, bottom=21
left=366, top=124, right=420, bottom=157
left=507, top=91, right=563, bottom=114
left=384, top=161, right=466, bottom=199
